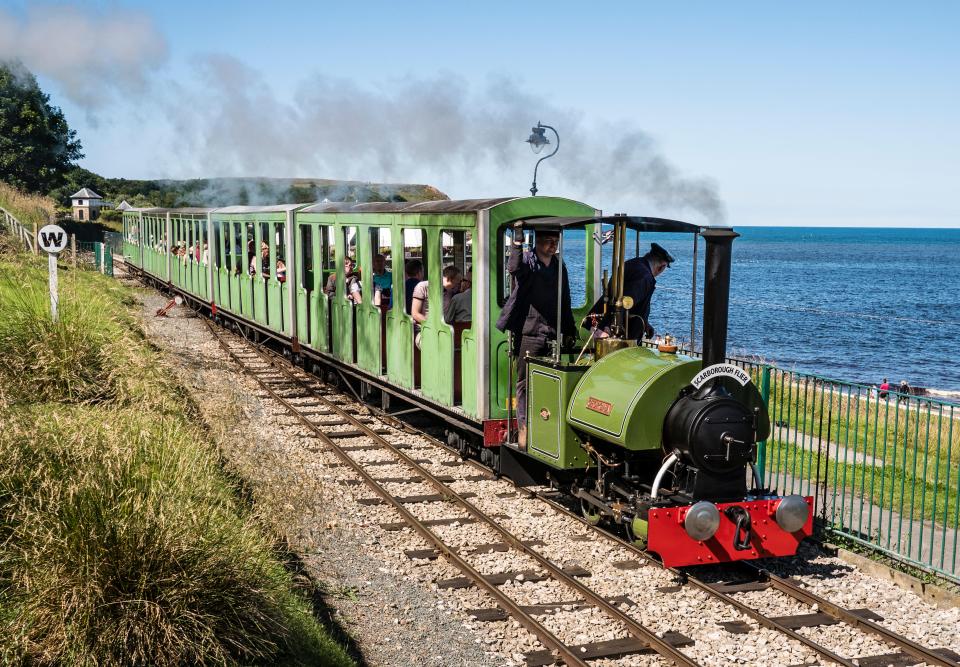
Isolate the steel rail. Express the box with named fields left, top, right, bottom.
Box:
left=528, top=493, right=956, bottom=667
left=748, top=564, right=958, bottom=667
left=221, top=323, right=700, bottom=667
left=204, top=320, right=590, bottom=667
left=248, top=328, right=958, bottom=667
left=364, top=402, right=954, bottom=667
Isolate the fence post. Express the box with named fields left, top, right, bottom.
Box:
left=32, top=222, right=39, bottom=255
left=757, top=364, right=772, bottom=487
left=71, top=234, right=77, bottom=268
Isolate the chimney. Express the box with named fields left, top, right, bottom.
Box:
left=700, top=227, right=739, bottom=368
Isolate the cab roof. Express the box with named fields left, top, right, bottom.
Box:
left=522, top=215, right=704, bottom=234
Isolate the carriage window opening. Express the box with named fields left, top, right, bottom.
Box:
left=498, top=225, right=533, bottom=306
left=244, top=222, right=259, bottom=276
left=322, top=225, right=336, bottom=270
left=273, top=222, right=286, bottom=282
left=340, top=226, right=360, bottom=303
left=402, top=228, right=427, bottom=314
left=213, top=221, right=222, bottom=269
left=223, top=223, right=230, bottom=271
left=224, top=222, right=234, bottom=273
left=300, top=225, right=314, bottom=289
left=441, top=229, right=472, bottom=324
left=253, top=222, right=268, bottom=277
left=562, top=227, right=587, bottom=309
left=370, top=227, right=392, bottom=308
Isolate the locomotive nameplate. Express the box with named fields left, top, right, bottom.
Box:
left=586, top=397, right=613, bottom=416
left=691, top=363, right=752, bottom=389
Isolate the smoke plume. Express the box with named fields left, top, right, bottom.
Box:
left=0, top=4, right=167, bottom=110
left=163, top=55, right=725, bottom=223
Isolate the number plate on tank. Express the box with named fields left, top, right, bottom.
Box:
left=586, top=397, right=613, bottom=416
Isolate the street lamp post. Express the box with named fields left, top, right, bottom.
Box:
left=525, top=122, right=559, bottom=196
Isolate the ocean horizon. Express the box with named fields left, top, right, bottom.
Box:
left=563, top=226, right=959, bottom=395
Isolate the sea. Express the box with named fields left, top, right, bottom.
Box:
left=562, top=227, right=960, bottom=396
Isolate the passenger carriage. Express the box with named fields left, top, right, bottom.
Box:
left=122, top=197, right=598, bottom=435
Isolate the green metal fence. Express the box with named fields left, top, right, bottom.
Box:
left=761, top=367, right=958, bottom=584
left=77, top=241, right=113, bottom=276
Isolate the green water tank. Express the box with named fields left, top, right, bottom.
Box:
left=566, top=346, right=700, bottom=451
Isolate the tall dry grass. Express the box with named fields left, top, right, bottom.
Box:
left=0, top=251, right=354, bottom=665
left=0, top=181, right=55, bottom=230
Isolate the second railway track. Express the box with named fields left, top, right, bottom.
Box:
left=204, top=317, right=959, bottom=667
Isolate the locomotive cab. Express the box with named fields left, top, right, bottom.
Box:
left=499, top=216, right=812, bottom=567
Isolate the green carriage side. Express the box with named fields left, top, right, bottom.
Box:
left=122, top=207, right=218, bottom=303
left=124, top=196, right=601, bottom=432
left=292, top=197, right=598, bottom=423
left=208, top=205, right=300, bottom=336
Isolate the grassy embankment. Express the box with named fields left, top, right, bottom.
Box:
left=0, top=182, right=54, bottom=232
left=0, top=192, right=355, bottom=664
left=755, top=366, right=959, bottom=532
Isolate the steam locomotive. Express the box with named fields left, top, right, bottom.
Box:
left=122, top=196, right=812, bottom=568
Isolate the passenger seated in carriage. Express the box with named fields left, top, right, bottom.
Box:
left=411, top=265, right=462, bottom=349
left=324, top=257, right=361, bottom=303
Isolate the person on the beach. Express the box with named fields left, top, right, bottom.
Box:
left=879, top=378, right=890, bottom=399
left=898, top=379, right=911, bottom=401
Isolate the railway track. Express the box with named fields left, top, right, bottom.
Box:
left=206, top=319, right=696, bottom=666
left=204, top=318, right=959, bottom=667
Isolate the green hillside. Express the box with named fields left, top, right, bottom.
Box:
left=49, top=167, right=449, bottom=211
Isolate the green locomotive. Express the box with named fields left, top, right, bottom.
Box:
left=123, top=196, right=811, bottom=567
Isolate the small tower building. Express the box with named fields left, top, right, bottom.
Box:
left=71, top=188, right=104, bottom=221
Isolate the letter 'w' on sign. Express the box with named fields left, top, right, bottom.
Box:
left=40, top=230, right=64, bottom=248
left=37, top=224, right=69, bottom=323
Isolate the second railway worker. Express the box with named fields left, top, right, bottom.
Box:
left=496, top=223, right=575, bottom=448
left=624, top=243, right=674, bottom=339
left=592, top=242, right=674, bottom=341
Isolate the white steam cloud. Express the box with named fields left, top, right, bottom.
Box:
left=163, top=55, right=725, bottom=223
left=0, top=0, right=724, bottom=223
left=0, top=3, right=167, bottom=109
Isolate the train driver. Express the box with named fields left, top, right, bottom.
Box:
left=495, top=224, right=575, bottom=448
left=589, top=242, right=674, bottom=341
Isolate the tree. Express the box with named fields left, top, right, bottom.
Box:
left=0, top=61, right=83, bottom=193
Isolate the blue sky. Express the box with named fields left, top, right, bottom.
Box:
left=3, top=1, right=958, bottom=227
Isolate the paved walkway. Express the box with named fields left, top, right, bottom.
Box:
left=772, top=422, right=880, bottom=467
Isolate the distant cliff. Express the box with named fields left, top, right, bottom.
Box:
left=48, top=168, right=449, bottom=209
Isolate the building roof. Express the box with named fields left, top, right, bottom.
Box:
left=70, top=188, right=103, bottom=199
left=117, top=200, right=133, bottom=211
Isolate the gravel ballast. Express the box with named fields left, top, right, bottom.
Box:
left=135, top=287, right=960, bottom=667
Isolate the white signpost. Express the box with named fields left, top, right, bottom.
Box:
left=37, top=224, right=68, bottom=323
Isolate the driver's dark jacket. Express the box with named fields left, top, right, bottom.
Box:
left=495, top=244, right=575, bottom=342
left=586, top=256, right=656, bottom=340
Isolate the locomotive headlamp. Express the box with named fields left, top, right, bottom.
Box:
left=775, top=495, right=809, bottom=533
left=684, top=501, right=721, bottom=541
left=526, top=125, right=550, bottom=154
